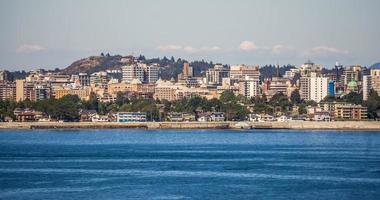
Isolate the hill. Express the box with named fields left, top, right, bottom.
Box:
left=62, top=55, right=124, bottom=74
left=60, top=54, right=294, bottom=80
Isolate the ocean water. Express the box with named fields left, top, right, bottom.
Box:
left=0, top=129, right=379, bottom=200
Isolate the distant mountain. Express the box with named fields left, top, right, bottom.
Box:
left=62, top=55, right=124, bottom=74
left=370, top=62, right=380, bottom=69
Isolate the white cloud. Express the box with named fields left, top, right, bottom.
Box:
left=157, top=44, right=182, bottom=51
left=307, top=46, right=349, bottom=55
left=271, top=45, right=294, bottom=54
left=239, top=40, right=258, bottom=50
left=157, top=44, right=221, bottom=53
left=183, top=46, right=197, bottom=53
left=200, top=46, right=221, bottom=51
left=16, top=44, right=45, bottom=53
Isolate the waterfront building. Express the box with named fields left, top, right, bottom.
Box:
left=116, top=112, right=147, bottom=122
left=197, top=112, right=225, bottom=122
left=167, top=112, right=184, bottom=122
left=13, top=108, right=47, bottom=122
left=314, top=111, right=332, bottom=121
left=79, top=109, right=97, bottom=122
left=335, top=104, right=367, bottom=120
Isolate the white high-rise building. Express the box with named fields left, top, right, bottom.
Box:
left=122, top=63, right=159, bottom=83
left=300, top=72, right=328, bottom=102
left=239, top=76, right=260, bottom=99
left=363, top=75, right=372, bottom=101
left=146, top=65, right=159, bottom=83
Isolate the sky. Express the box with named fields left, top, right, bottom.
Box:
left=0, top=0, right=379, bottom=71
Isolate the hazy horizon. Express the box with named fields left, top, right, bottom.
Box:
left=1, top=0, right=379, bottom=71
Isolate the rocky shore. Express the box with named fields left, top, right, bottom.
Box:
left=0, top=121, right=380, bottom=130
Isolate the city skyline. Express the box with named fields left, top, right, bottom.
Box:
left=1, top=0, right=380, bottom=70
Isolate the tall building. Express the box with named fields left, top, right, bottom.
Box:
left=0, top=81, right=16, bottom=101
left=122, top=63, right=159, bottom=83
left=370, top=69, right=380, bottom=95
left=146, top=65, right=159, bottom=83
left=78, top=73, right=90, bottom=86
left=182, top=62, right=193, bottom=78
left=230, top=65, right=260, bottom=81
left=0, top=70, right=11, bottom=82
left=34, top=84, right=51, bottom=101
left=15, top=80, right=50, bottom=101
left=341, top=65, right=362, bottom=86
left=363, top=75, right=372, bottom=101
left=310, top=74, right=328, bottom=103
left=206, top=64, right=230, bottom=85
left=334, top=62, right=343, bottom=83
left=239, top=77, right=260, bottom=98
left=300, top=73, right=328, bottom=102
left=328, top=80, right=335, bottom=97
left=90, top=71, right=109, bottom=87
left=299, top=77, right=310, bottom=100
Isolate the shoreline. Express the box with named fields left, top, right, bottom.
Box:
left=0, top=121, right=380, bottom=130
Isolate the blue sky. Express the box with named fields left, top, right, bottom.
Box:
left=0, top=0, right=379, bottom=70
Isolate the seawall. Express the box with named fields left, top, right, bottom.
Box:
left=0, top=121, right=380, bottom=130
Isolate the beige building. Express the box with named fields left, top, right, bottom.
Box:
left=54, top=87, right=92, bottom=100
left=230, top=65, right=260, bottom=81
left=370, top=69, right=380, bottom=95
left=154, top=79, right=216, bottom=101
left=108, top=80, right=155, bottom=96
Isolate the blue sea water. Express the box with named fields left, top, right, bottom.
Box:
left=0, top=129, right=379, bottom=200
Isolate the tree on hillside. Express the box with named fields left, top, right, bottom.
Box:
left=290, top=90, right=301, bottom=104
left=365, top=90, right=380, bottom=119
left=342, top=92, right=363, bottom=105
